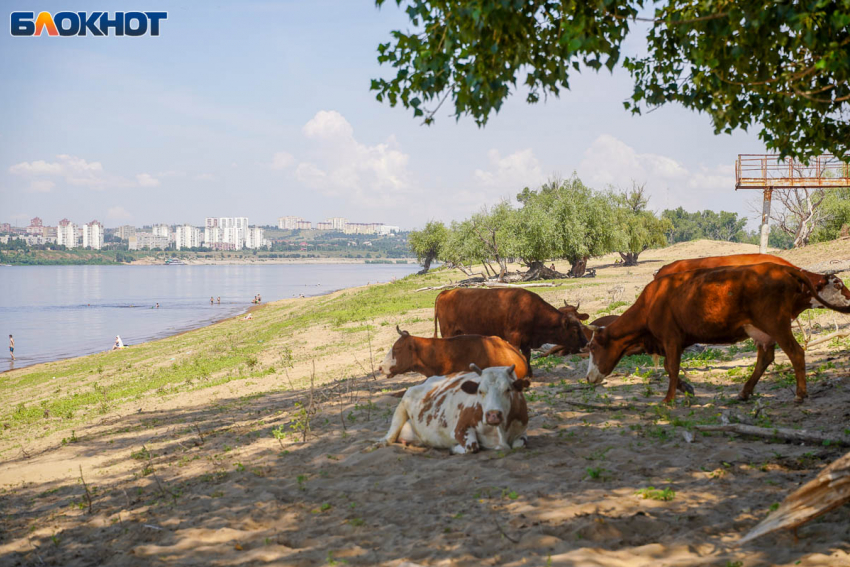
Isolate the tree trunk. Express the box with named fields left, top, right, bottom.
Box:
left=568, top=257, right=588, bottom=277
left=417, top=254, right=433, bottom=275
left=619, top=251, right=640, bottom=266
left=522, top=261, right=567, bottom=281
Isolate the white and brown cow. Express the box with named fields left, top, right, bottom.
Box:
left=376, top=364, right=529, bottom=454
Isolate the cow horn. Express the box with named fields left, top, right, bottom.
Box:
left=469, top=363, right=483, bottom=376
left=507, top=364, right=516, bottom=376
left=586, top=324, right=602, bottom=332
left=563, top=300, right=568, bottom=307
left=575, top=299, right=581, bottom=310
left=396, top=325, right=403, bottom=336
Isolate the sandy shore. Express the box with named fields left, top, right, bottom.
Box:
left=2, top=239, right=850, bottom=566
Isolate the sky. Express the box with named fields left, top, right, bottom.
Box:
left=0, top=1, right=769, bottom=230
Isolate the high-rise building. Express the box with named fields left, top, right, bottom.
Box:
left=316, top=222, right=333, bottom=230
left=174, top=225, right=202, bottom=249
left=116, top=225, right=136, bottom=241
left=204, top=217, right=249, bottom=249
left=152, top=224, right=171, bottom=239
left=82, top=220, right=104, bottom=250
left=26, top=217, right=44, bottom=236
left=294, top=220, right=312, bottom=230
left=278, top=216, right=305, bottom=230
left=57, top=219, right=77, bottom=248
left=245, top=227, right=266, bottom=249
left=128, top=233, right=169, bottom=250
left=329, top=217, right=347, bottom=231
left=379, top=225, right=400, bottom=235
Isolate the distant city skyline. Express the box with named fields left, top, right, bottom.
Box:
left=1, top=1, right=767, bottom=230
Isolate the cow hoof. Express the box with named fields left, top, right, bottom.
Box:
left=794, top=395, right=806, bottom=404
left=511, top=436, right=528, bottom=450
left=371, top=439, right=390, bottom=450
left=736, top=393, right=750, bottom=402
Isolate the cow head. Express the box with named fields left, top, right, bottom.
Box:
left=460, top=365, right=529, bottom=426
left=812, top=274, right=850, bottom=308
left=585, top=325, right=619, bottom=384
left=378, top=326, right=414, bottom=377
left=559, top=300, right=590, bottom=321
left=555, top=308, right=590, bottom=353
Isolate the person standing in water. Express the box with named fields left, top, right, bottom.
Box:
left=9, top=335, right=15, bottom=361
left=217, top=296, right=221, bottom=304
left=210, top=297, right=214, bottom=305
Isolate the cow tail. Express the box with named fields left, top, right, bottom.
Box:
left=790, top=269, right=850, bottom=314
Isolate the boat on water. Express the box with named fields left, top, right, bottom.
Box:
left=165, top=258, right=186, bottom=265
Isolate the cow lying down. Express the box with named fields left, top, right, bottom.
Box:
left=376, top=364, right=529, bottom=454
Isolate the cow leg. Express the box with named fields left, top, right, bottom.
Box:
left=662, top=345, right=683, bottom=404
left=511, top=434, right=528, bottom=449
left=452, top=428, right=480, bottom=454
left=376, top=401, right=410, bottom=447
left=738, top=343, right=775, bottom=401
left=772, top=329, right=808, bottom=403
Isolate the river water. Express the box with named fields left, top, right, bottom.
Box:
left=0, top=263, right=419, bottom=370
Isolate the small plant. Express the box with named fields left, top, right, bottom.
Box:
left=296, top=474, right=308, bottom=490
left=586, top=466, right=607, bottom=480
left=635, top=486, right=675, bottom=501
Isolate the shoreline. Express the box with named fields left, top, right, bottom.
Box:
left=0, top=274, right=403, bottom=374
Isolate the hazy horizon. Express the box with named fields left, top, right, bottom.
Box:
left=1, top=1, right=768, bottom=231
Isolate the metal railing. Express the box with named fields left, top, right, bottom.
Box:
left=735, top=154, right=850, bottom=190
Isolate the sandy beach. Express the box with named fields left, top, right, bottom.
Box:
left=1, top=239, right=850, bottom=566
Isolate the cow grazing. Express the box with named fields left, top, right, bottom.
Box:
left=376, top=364, right=529, bottom=454
left=434, top=288, right=588, bottom=369
left=654, top=253, right=795, bottom=279
left=559, top=300, right=590, bottom=322
left=378, top=326, right=530, bottom=379
left=544, top=314, right=619, bottom=356
left=586, top=263, right=850, bottom=403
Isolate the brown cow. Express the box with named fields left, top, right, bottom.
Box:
left=586, top=263, right=850, bottom=403
left=378, top=327, right=530, bottom=380
left=655, top=253, right=795, bottom=279
left=434, top=288, right=588, bottom=370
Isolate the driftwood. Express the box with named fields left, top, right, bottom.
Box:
left=564, top=400, right=638, bottom=412
left=805, top=328, right=850, bottom=349
left=740, top=450, right=850, bottom=544
left=694, top=424, right=850, bottom=447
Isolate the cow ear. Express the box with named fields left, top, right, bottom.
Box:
left=578, top=312, right=590, bottom=321
left=512, top=379, right=531, bottom=392
left=460, top=381, right=479, bottom=394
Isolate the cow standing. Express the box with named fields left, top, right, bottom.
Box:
left=434, top=288, right=588, bottom=370
left=586, top=264, right=850, bottom=403
left=376, top=364, right=529, bottom=454
left=654, top=253, right=795, bottom=279
left=379, top=327, right=530, bottom=379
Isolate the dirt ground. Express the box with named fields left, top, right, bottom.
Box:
left=2, top=239, right=850, bottom=566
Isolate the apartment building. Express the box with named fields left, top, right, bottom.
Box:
left=174, top=225, right=202, bottom=250
left=81, top=220, right=104, bottom=250
left=204, top=217, right=249, bottom=249
left=57, top=219, right=77, bottom=248
left=116, top=225, right=136, bottom=241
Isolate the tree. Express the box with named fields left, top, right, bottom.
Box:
left=467, top=202, right=515, bottom=281
left=766, top=187, right=827, bottom=248
left=662, top=208, right=750, bottom=244
left=614, top=183, right=671, bottom=266
left=529, top=176, right=621, bottom=277
left=372, top=1, right=850, bottom=159
left=811, top=188, right=850, bottom=243
left=506, top=191, right=560, bottom=280
left=407, top=220, right=447, bottom=274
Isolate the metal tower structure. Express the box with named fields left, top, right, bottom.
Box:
left=735, top=154, right=850, bottom=253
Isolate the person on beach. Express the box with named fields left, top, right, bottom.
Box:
left=9, top=335, right=15, bottom=361
left=217, top=297, right=221, bottom=304
left=210, top=297, right=214, bottom=305
left=257, top=293, right=261, bottom=303
left=112, top=335, right=124, bottom=351
left=156, top=303, right=159, bottom=309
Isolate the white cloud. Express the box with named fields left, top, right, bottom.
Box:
left=474, top=149, right=545, bottom=190
left=577, top=134, right=736, bottom=212
left=29, top=180, right=55, bottom=193
left=136, top=173, right=161, bottom=187
left=107, top=206, right=132, bottom=221
left=8, top=154, right=157, bottom=190
left=288, top=110, right=413, bottom=204
left=270, top=151, right=295, bottom=170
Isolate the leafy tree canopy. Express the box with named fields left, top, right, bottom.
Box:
left=407, top=220, right=447, bottom=272
left=662, top=207, right=749, bottom=243
left=373, top=0, right=850, bottom=159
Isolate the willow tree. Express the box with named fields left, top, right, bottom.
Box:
left=407, top=220, right=447, bottom=274
left=614, top=183, right=671, bottom=266
left=372, top=1, right=849, bottom=160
